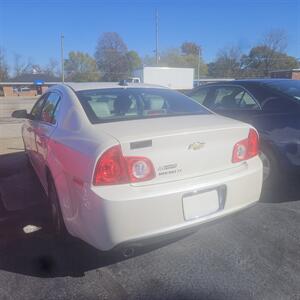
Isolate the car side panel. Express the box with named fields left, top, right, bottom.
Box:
left=251, top=112, right=300, bottom=172
left=46, top=125, right=119, bottom=238
left=25, top=120, right=43, bottom=177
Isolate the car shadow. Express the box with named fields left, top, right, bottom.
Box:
left=0, top=151, right=179, bottom=278
left=260, top=175, right=300, bottom=203
left=0, top=151, right=299, bottom=278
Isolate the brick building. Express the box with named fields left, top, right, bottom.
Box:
left=0, top=73, right=60, bottom=97
left=270, top=69, right=300, bottom=80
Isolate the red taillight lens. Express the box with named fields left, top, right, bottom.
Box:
left=232, top=129, right=259, bottom=163
left=93, top=145, right=155, bottom=185
left=247, top=128, right=259, bottom=158
left=93, top=146, right=128, bottom=185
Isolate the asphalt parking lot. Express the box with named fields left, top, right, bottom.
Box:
left=0, top=97, right=37, bottom=154
left=1, top=97, right=300, bottom=299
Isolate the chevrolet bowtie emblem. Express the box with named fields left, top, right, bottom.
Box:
left=188, top=142, right=206, bottom=150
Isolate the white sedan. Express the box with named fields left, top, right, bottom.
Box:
left=12, top=83, right=263, bottom=252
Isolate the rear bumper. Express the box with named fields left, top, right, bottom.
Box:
left=112, top=200, right=257, bottom=257
left=68, top=157, right=263, bottom=251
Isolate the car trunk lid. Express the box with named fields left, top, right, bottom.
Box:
left=95, top=115, right=251, bottom=185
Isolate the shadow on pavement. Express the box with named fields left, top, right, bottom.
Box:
left=0, top=151, right=299, bottom=278
left=260, top=175, right=300, bottom=203
left=0, top=151, right=177, bottom=278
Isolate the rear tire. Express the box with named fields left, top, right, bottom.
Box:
left=259, top=146, right=285, bottom=201
left=48, top=176, right=67, bottom=237
left=260, top=147, right=280, bottom=186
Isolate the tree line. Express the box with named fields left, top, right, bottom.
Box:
left=0, top=29, right=298, bottom=82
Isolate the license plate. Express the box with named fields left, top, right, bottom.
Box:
left=182, top=190, right=219, bottom=221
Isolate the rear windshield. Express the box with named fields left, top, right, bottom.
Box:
left=76, top=88, right=210, bottom=123
left=263, top=80, right=300, bottom=101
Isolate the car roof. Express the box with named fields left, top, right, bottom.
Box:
left=200, top=78, right=296, bottom=86
left=60, top=82, right=167, bottom=91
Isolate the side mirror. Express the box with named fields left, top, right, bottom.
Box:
left=11, top=109, right=29, bottom=119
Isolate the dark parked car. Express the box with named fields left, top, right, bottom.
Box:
left=189, top=79, right=300, bottom=187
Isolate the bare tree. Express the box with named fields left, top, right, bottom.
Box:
left=44, top=58, right=60, bottom=77
left=0, top=48, right=9, bottom=81
left=14, top=53, right=25, bottom=77
left=13, top=54, right=34, bottom=77
left=208, top=46, right=243, bottom=78
left=22, top=58, right=34, bottom=74
left=262, top=29, right=288, bottom=53
left=242, top=29, right=297, bottom=76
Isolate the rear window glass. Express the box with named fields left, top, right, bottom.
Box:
left=263, top=80, right=300, bottom=101
left=76, top=88, right=210, bottom=123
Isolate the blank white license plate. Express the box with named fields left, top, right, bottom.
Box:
left=183, top=190, right=219, bottom=221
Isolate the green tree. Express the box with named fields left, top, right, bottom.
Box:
left=242, top=46, right=298, bottom=77
left=143, top=43, right=207, bottom=77
left=65, top=51, right=100, bottom=82
left=95, top=32, right=129, bottom=81
left=126, top=50, right=142, bottom=74
left=242, top=29, right=298, bottom=77
left=181, top=42, right=201, bottom=56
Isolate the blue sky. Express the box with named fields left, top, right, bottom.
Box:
left=0, top=0, right=299, bottom=70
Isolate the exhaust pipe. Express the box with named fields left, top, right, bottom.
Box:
left=122, top=247, right=135, bottom=258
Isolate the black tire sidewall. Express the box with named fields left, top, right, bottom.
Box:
left=259, top=146, right=290, bottom=203
left=48, top=176, right=66, bottom=236
left=260, top=146, right=281, bottom=188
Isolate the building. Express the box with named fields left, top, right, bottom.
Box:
left=270, top=69, right=300, bottom=80
left=0, top=73, right=60, bottom=97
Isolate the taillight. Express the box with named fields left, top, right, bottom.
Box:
left=125, top=157, right=155, bottom=183
left=247, top=128, right=259, bottom=158
left=93, top=146, right=128, bottom=185
left=93, top=145, right=155, bottom=185
left=232, top=129, right=259, bottom=163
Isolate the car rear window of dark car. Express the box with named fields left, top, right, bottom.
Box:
left=76, top=88, right=211, bottom=123
left=263, top=80, right=300, bottom=101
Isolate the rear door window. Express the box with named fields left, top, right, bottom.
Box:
left=191, top=87, right=210, bottom=104
left=212, top=86, right=260, bottom=110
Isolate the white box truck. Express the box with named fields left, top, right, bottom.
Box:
left=132, top=67, right=194, bottom=90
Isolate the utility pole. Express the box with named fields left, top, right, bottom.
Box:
left=61, top=33, right=65, bottom=83
left=197, top=47, right=200, bottom=80
left=155, top=9, right=159, bottom=65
